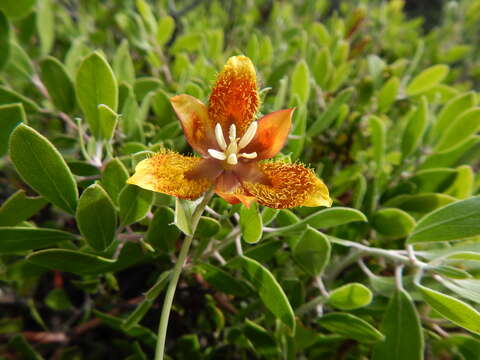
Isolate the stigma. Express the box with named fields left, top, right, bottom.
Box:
left=208, top=122, right=258, bottom=165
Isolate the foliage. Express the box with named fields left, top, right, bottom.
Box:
left=1, top=0, right=480, bottom=358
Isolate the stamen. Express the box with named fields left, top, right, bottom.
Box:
left=208, top=149, right=227, bottom=160
left=229, top=124, right=236, bottom=143
left=238, top=121, right=258, bottom=149
left=239, top=152, right=257, bottom=159
left=227, top=153, right=238, bottom=165
left=214, top=123, right=227, bottom=150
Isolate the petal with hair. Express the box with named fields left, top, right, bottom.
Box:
left=208, top=55, right=259, bottom=136
left=243, top=162, right=332, bottom=209
left=127, top=151, right=212, bottom=200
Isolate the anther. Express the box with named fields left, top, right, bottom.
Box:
left=208, top=149, right=227, bottom=160
left=238, top=121, right=258, bottom=149
left=215, top=123, right=227, bottom=150
left=239, top=152, right=257, bottom=159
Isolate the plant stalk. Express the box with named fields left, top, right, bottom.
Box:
left=154, top=189, right=214, bottom=360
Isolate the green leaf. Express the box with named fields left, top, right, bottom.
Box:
left=0, top=227, right=76, bottom=253
left=417, top=283, right=480, bottom=334
left=243, top=319, right=279, bottom=356
left=0, top=190, right=46, bottom=226
left=372, top=289, right=424, bottom=360
left=318, top=312, right=384, bottom=343
left=156, top=16, right=175, bottom=46
left=384, top=193, right=455, bottom=214
left=97, top=104, right=118, bottom=141
left=432, top=92, right=476, bottom=141
left=240, top=202, right=263, bottom=244
left=408, top=197, right=480, bottom=244
left=196, top=263, right=250, bottom=296
left=406, top=64, right=449, bottom=96
left=113, top=39, right=135, bottom=85
left=76, top=184, right=117, bottom=251
left=312, top=47, right=332, bottom=88
left=440, top=279, right=480, bottom=304
left=369, top=115, right=386, bottom=172
left=0, top=11, right=10, bottom=71
left=308, top=88, right=353, bottom=136
left=27, top=249, right=115, bottom=275
left=293, top=226, right=330, bottom=276
left=119, top=184, right=153, bottom=227
left=290, top=60, right=310, bottom=104
left=0, top=103, right=26, bottom=156
left=145, top=206, right=179, bottom=252
left=328, top=283, right=373, bottom=310
left=409, top=168, right=458, bottom=193
left=241, top=256, right=295, bottom=333
left=101, top=158, right=129, bottom=204
left=420, top=136, right=480, bottom=170
left=378, top=77, right=399, bottom=113
left=36, top=0, right=55, bottom=55
left=45, top=288, right=73, bottom=311
left=9, top=124, right=78, bottom=214
left=268, top=207, right=367, bottom=235
left=6, top=42, right=34, bottom=80
left=75, top=52, right=118, bottom=139
left=372, top=208, right=415, bottom=238
left=39, top=56, right=75, bottom=113
left=446, top=165, right=474, bottom=200
left=0, top=0, right=36, bottom=19
left=0, top=86, right=40, bottom=112
left=196, top=216, right=220, bottom=238
left=429, top=265, right=471, bottom=280
left=435, top=108, right=480, bottom=153
left=401, top=97, right=428, bottom=159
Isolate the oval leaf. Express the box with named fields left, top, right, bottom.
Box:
left=328, top=283, right=373, bottom=310
left=372, top=289, right=424, bottom=360
left=318, top=312, right=384, bottom=343
left=39, top=56, right=75, bottom=113
left=75, top=52, right=118, bottom=139
left=9, top=124, right=78, bottom=214
left=293, top=226, right=331, bottom=276
left=240, top=202, right=263, bottom=244
left=27, top=249, right=115, bottom=275
left=435, top=108, right=480, bottom=153
left=119, top=184, right=153, bottom=227
left=418, top=284, right=480, bottom=335
left=406, top=64, right=449, bottom=96
left=408, top=197, right=480, bottom=244
left=0, top=227, right=76, bottom=253
left=372, top=208, right=416, bottom=238
left=240, top=256, right=295, bottom=333
left=76, top=184, right=117, bottom=251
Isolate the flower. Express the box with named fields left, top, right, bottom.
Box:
left=127, top=56, right=332, bottom=209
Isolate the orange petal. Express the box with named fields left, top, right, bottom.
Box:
left=208, top=56, right=259, bottom=136
left=170, top=95, right=215, bottom=156
left=242, top=162, right=332, bottom=209
left=242, top=108, right=294, bottom=160
left=127, top=151, right=212, bottom=200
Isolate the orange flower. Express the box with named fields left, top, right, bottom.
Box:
left=127, top=56, right=332, bottom=209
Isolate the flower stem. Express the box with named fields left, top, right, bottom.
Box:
left=154, top=189, right=214, bottom=360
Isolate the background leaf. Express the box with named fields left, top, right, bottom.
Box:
left=9, top=124, right=78, bottom=214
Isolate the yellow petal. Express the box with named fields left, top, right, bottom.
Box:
left=127, top=151, right=212, bottom=200
left=242, top=162, right=332, bottom=209
left=208, top=55, right=259, bottom=137
left=170, top=95, right=215, bottom=156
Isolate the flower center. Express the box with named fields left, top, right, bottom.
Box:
left=208, top=122, right=258, bottom=165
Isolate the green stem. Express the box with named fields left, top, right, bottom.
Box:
left=154, top=189, right=214, bottom=360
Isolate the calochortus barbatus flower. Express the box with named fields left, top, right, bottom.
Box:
left=127, top=56, right=332, bottom=209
